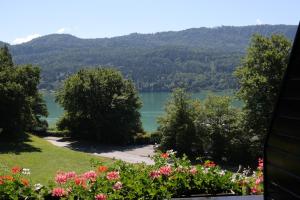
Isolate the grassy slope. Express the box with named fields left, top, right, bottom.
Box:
left=0, top=134, right=111, bottom=184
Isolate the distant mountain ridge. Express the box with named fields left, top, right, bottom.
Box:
left=5, top=24, right=298, bottom=91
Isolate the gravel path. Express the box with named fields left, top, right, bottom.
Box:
left=43, top=136, right=155, bottom=164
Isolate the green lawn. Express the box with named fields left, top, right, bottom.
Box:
left=0, top=134, right=112, bottom=184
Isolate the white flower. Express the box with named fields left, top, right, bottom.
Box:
left=34, top=183, right=43, bottom=191
left=22, top=168, right=30, bottom=175
left=218, top=170, right=225, bottom=176
left=203, top=168, right=209, bottom=174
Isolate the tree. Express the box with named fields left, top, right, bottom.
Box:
left=195, top=95, right=247, bottom=164
left=235, top=34, right=292, bottom=156
left=0, top=46, right=48, bottom=138
left=157, top=89, right=200, bottom=157
left=0, top=45, right=13, bottom=69
left=56, top=68, right=143, bottom=144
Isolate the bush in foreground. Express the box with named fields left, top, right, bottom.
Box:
left=0, top=151, right=263, bottom=199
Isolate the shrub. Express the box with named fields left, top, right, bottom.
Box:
left=56, top=68, right=143, bottom=144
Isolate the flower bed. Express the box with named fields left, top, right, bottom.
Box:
left=0, top=151, right=263, bottom=199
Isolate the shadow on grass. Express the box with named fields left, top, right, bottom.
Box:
left=56, top=137, right=151, bottom=154
left=0, top=133, right=41, bottom=155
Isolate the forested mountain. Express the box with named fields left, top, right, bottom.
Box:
left=4, top=25, right=297, bottom=91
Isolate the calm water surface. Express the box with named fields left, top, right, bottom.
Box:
left=43, top=91, right=241, bottom=132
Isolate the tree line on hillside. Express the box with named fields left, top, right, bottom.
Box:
left=8, top=25, right=296, bottom=92
left=0, top=33, right=292, bottom=166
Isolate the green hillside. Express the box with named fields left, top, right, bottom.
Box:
left=8, top=25, right=297, bottom=91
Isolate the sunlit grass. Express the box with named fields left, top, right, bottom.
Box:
left=0, top=134, right=112, bottom=184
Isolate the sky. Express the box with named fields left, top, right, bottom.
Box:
left=1, top=0, right=299, bottom=44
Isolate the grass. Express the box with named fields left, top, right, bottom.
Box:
left=0, top=134, right=112, bottom=184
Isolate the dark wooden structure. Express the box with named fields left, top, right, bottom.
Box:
left=264, top=23, right=300, bottom=199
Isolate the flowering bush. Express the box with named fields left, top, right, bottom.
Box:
left=0, top=151, right=264, bottom=199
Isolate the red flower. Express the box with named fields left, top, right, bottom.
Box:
left=74, top=177, right=87, bottom=188
left=106, top=171, right=120, bottom=180
left=3, top=175, right=13, bottom=181
left=21, top=178, right=29, bottom=186
left=97, top=166, right=108, bottom=173
left=161, top=153, right=169, bottom=159
left=11, top=166, right=21, bottom=174
left=95, top=193, right=107, bottom=200
left=52, top=187, right=67, bottom=197
left=204, top=161, right=216, bottom=168
left=159, top=165, right=172, bottom=176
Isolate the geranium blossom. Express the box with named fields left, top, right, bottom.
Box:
left=203, top=161, right=216, bottom=168
left=150, top=170, right=161, bottom=179
left=22, top=168, right=30, bottom=175
left=113, top=181, right=123, bottom=190
left=189, top=167, right=197, bottom=175
left=97, top=166, right=108, bottom=173
left=84, top=170, right=97, bottom=181
left=34, top=183, right=43, bottom=191
left=21, top=178, right=29, bottom=186
left=159, top=165, right=172, bottom=176
left=11, top=166, right=21, bottom=174
left=52, top=187, right=66, bottom=197
left=66, top=171, right=76, bottom=179
left=74, top=176, right=87, bottom=188
left=161, top=153, right=169, bottom=159
left=55, top=173, right=68, bottom=184
left=106, top=171, right=120, bottom=180
left=95, top=193, right=107, bottom=200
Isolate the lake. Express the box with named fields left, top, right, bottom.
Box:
left=43, top=91, right=241, bottom=132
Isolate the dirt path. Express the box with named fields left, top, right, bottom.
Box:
left=43, top=136, right=155, bottom=165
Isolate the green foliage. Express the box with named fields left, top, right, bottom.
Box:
left=235, top=34, right=292, bottom=157
left=158, top=89, right=199, bottom=157
left=194, top=95, right=250, bottom=164
left=0, top=47, right=48, bottom=138
left=158, top=89, right=249, bottom=164
left=56, top=68, right=143, bottom=144
left=10, top=25, right=297, bottom=92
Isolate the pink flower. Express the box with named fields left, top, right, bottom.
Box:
left=251, top=186, right=258, bottom=194
left=113, top=181, right=123, bottom=190
left=106, top=171, right=120, bottom=180
left=159, top=165, right=172, bottom=176
left=258, top=158, right=263, bottom=171
left=255, top=176, right=263, bottom=185
left=83, top=170, right=97, bottom=181
left=150, top=170, right=161, bottom=179
left=95, top=193, right=107, bottom=200
left=55, top=173, right=68, bottom=184
left=52, top=187, right=66, bottom=197
left=189, top=167, right=198, bottom=175
left=66, top=171, right=76, bottom=179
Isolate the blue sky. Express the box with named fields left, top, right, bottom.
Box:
left=1, top=0, right=299, bottom=44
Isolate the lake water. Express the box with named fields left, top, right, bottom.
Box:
left=43, top=91, right=241, bottom=132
